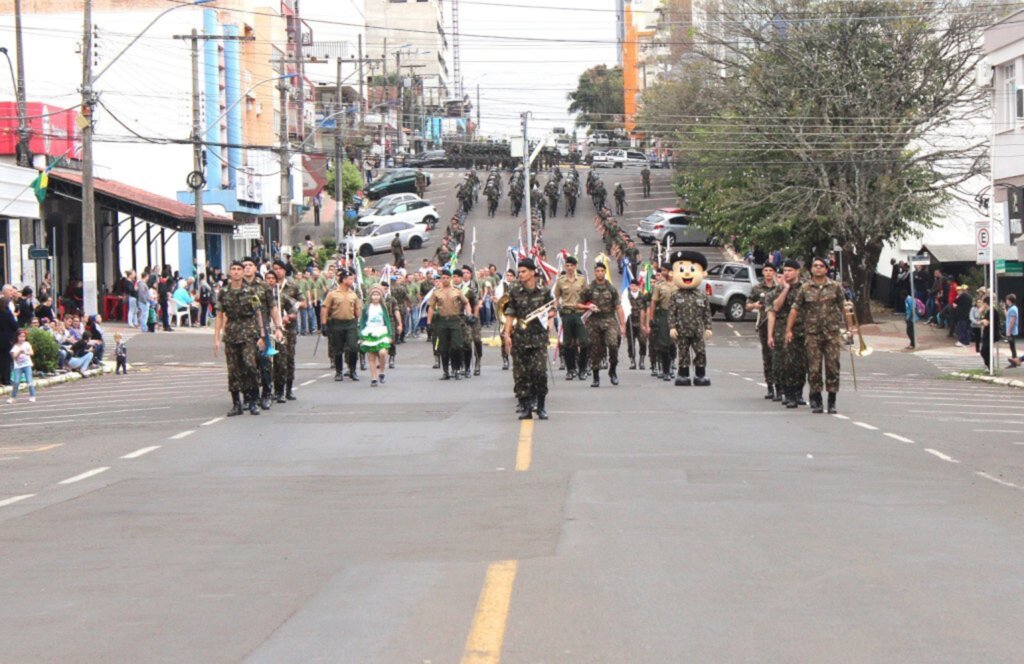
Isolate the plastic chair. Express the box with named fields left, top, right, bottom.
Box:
left=171, top=304, right=191, bottom=327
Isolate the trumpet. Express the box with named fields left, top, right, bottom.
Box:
left=843, top=302, right=873, bottom=357
left=520, top=300, right=557, bottom=326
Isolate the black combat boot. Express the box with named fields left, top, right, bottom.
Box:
left=639, top=356, right=645, bottom=371
left=796, top=389, right=806, bottom=406
left=260, top=387, right=272, bottom=410
left=661, top=351, right=672, bottom=379
left=348, top=366, right=359, bottom=382
left=335, top=369, right=344, bottom=382
left=675, top=367, right=691, bottom=386
left=558, top=354, right=565, bottom=371
left=579, top=350, right=590, bottom=379
left=785, top=388, right=799, bottom=409
left=772, top=386, right=783, bottom=403
left=609, top=362, right=619, bottom=386
left=286, top=380, right=296, bottom=400
left=275, top=388, right=286, bottom=404
left=765, top=383, right=775, bottom=400
left=694, top=366, right=711, bottom=386
left=464, top=351, right=472, bottom=378
left=780, top=387, right=793, bottom=407
left=359, top=353, right=367, bottom=371
left=474, top=356, right=481, bottom=376
left=535, top=395, right=549, bottom=420
left=389, top=356, right=395, bottom=369
left=502, top=355, right=510, bottom=370
left=518, top=398, right=532, bottom=420
left=227, top=391, right=244, bottom=417
left=810, top=392, right=823, bottom=413
left=247, top=391, right=261, bottom=415
left=591, top=369, right=600, bottom=388
left=629, top=357, right=636, bottom=370
left=433, top=354, right=441, bottom=370
left=827, top=392, right=837, bottom=414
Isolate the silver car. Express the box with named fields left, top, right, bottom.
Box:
left=705, top=262, right=764, bottom=321
left=636, top=208, right=714, bottom=246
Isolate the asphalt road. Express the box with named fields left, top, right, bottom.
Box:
left=3, top=168, right=1024, bottom=662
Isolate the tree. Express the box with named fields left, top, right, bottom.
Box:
left=638, top=0, right=1008, bottom=322
left=325, top=159, right=365, bottom=209
left=567, top=64, right=625, bottom=133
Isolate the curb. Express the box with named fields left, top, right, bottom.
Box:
left=951, top=371, right=1024, bottom=389
left=0, top=363, right=115, bottom=396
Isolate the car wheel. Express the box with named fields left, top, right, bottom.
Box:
left=725, top=296, right=746, bottom=322
left=409, top=236, right=423, bottom=250
left=663, top=233, right=676, bottom=246
left=641, top=238, right=652, bottom=245
left=359, top=244, right=374, bottom=258
left=423, top=215, right=437, bottom=228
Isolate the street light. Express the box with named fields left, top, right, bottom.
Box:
left=0, top=46, right=28, bottom=167
left=93, top=0, right=215, bottom=84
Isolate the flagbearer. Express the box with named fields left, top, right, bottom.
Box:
left=579, top=260, right=626, bottom=387
left=503, top=259, right=555, bottom=420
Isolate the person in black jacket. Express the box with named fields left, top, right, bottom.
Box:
left=157, top=277, right=173, bottom=332
left=0, top=285, right=20, bottom=387
left=954, top=285, right=973, bottom=346
left=16, top=286, right=34, bottom=327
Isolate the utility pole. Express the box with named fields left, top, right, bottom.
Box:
left=357, top=34, right=365, bottom=126
left=522, top=111, right=531, bottom=249
left=13, top=0, right=29, bottom=167
left=381, top=38, right=387, bottom=161
left=294, top=0, right=305, bottom=146
left=81, top=0, right=98, bottom=317
left=395, top=51, right=402, bottom=155
left=280, top=77, right=291, bottom=248
left=476, top=83, right=480, bottom=137
left=335, top=56, right=345, bottom=246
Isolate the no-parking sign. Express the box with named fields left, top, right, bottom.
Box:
left=976, top=221, right=992, bottom=264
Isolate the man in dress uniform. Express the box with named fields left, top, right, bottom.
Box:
left=503, top=258, right=555, bottom=420
left=427, top=269, right=470, bottom=380
left=553, top=256, right=589, bottom=380
left=579, top=261, right=626, bottom=387
left=747, top=262, right=778, bottom=399
left=214, top=261, right=263, bottom=416
left=788, top=257, right=846, bottom=414
left=321, top=268, right=362, bottom=382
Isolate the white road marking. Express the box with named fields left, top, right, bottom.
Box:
left=832, top=414, right=850, bottom=420
left=319, top=372, right=333, bottom=378
left=883, top=433, right=914, bottom=444
left=976, top=472, right=1021, bottom=489
left=757, top=382, right=767, bottom=388
left=201, top=417, right=224, bottom=427
left=169, top=430, right=196, bottom=440
left=0, top=457, right=22, bottom=461
left=974, top=429, right=1022, bottom=434
left=300, top=379, right=316, bottom=386
left=726, top=323, right=735, bottom=328
left=924, top=449, right=959, bottom=464
left=733, top=330, right=742, bottom=337
left=728, top=372, right=739, bottom=377
left=121, top=446, right=161, bottom=459
left=58, top=467, right=111, bottom=485
left=0, top=494, right=35, bottom=508
left=743, top=377, right=754, bottom=382
left=164, top=362, right=180, bottom=366
left=853, top=421, right=879, bottom=431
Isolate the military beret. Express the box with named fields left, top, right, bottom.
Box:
left=241, top=256, right=256, bottom=265
left=594, top=261, right=607, bottom=271
left=783, top=258, right=802, bottom=269
left=272, top=259, right=288, bottom=270
left=669, top=250, right=708, bottom=270
left=230, top=260, right=244, bottom=268
left=565, top=255, right=578, bottom=265
left=440, top=268, right=452, bottom=276
left=338, top=268, right=352, bottom=278
left=462, top=265, right=473, bottom=273
left=661, top=262, right=672, bottom=270
left=810, top=256, right=829, bottom=267
left=518, top=258, right=537, bottom=271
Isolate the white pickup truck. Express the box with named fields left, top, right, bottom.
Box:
left=704, top=262, right=764, bottom=321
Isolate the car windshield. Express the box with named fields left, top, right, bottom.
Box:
left=641, top=213, right=662, bottom=224
left=375, top=205, right=397, bottom=216
left=358, top=225, right=378, bottom=237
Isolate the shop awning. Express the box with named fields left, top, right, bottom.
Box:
left=48, top=169, right=237, bottom=232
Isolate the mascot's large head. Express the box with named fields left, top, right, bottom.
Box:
left=669, top=250, right=709, bottom=290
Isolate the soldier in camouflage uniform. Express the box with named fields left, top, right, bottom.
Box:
left=579, top=261, right=626, bottom=387
left=646, top=266, right=678, bottom=381
left=415, top=169, right=427, bottom=197
left=452, top=270, right=475, bottom=379
left=503, top=258, right=554, bottom=419
left=624, top=279, right=648, bottom=370
left=666, top=250, right=713, bottom=386
left=214, top=261, right=262, bottom=416
left=767, top=259, right=807, bottom=408
left=545, top=177, right=560, bottom=218
left=747, top=263, right=778, bottom=399
left=242, top=257, right=283, bottom=410
left=641, top=166, right=651, bottom=198
left=271, top=259, right=303, bottom=402
left=554, top=256, right=589, bottom=380
left=789, top=257, right=846, bottom=414
left=461, top=265, right=485, bottom=376
left=563, top=176, right=578, bottom=217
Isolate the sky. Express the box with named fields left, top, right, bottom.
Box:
left=300, top=0, right=620, bottom=139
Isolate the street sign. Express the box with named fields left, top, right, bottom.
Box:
left=909, top=254, right=931, bottom=266
left=232, top=223, right=261, bottom=241
left=27, top=245, right=50, bottom=260
left=996, top=259, right=1024, bottom=276
left=976, top=220, right=992, bottom=264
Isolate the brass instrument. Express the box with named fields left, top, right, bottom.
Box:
left=519, top=300, right=557, bottom=327
left=843, top=302, right=871, bottom=390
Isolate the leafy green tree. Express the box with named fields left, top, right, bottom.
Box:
left=325, top=159, right=365, bottom=208
left=638, top=0, right=1006, bottom=321
left=567, top=65, right=625, bottom=133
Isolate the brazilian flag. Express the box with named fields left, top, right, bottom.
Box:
left=31, top=171, right=48, bottom=203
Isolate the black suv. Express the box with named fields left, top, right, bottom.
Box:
left=365, top=168, right=431, bottom=200
left=406, top=150, right=448, bottom=168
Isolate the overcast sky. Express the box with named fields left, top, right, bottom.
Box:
left=301, top=0, right=619, bottom=138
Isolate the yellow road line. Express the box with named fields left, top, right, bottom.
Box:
left=515, top=420, right=533, bottom=471
left=0, top=443, right=63, bottom=454
left=461, top=560, right=519, bottom=664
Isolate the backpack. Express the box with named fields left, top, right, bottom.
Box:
left=915, top=298, right=926, bottom=316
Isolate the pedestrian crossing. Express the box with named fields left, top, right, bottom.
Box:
left=915, top=346, right=1005, bottom=374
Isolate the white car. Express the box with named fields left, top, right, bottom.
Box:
left=603, top=148, right=650, bottom=168
left=358, top=192, right=421, bottom=219
left=358, top=199, right=439, bottom=229
left=344, top=220, right=430, bottom=257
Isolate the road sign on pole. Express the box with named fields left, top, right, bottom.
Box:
left=976, top=220, right=992, bottom=264
left=909, top=254, right=930, bottom=267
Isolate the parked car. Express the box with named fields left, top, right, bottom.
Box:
left=343, top=220, right=431, bottom=257
left=405, top=150, right=448, bottom=168
left=705, top=262, right=763, bottom=322
left=601, top=148, right=649, bottom=168
left=358, top=192, right=421, bottom=219
left=358, top=199, right=439, bottom=229
left=588, top=149, right=610, bottom=166
left=589, top=132, right=611, bottom=146
left=366, top=168, right=431, bottom=200
left=636, top=208, right=715, bottom=246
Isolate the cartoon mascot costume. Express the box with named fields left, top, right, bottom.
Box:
left=668, top=250, right=713, bottom=386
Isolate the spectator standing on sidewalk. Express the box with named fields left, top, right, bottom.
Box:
left=125, top=270, right=138, bottom=328
left=978, top=296, right=1004, bottom=370
left=0, top=284, right=18, bottom=388
left=6, top=329, right=35, bottom=403
left=954, top=284, right=972, bottom=347
left=905, top=291, right=920, bottom=349
left=970, top=296, right=983, bottom=352
left=1006, top=294, right=1019, bottom=362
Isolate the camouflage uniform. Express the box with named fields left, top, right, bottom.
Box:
left=793, top=279, right=846, bottom=394
left=462, top=285, right=483, bottom=374
left=246, top=277, right=275, bottom=401
left=771, top=284, right=807, bottom=393
left=749, top=281, right=775, bottom=385
left=218, top=283, right=261, bottom=398
left=641, top=167, right=651, bottom=197
left=506, top=281, right=553, bottom=401
left=554, top=273, right=589, bottom=378
left=650, top=280, right=678, bottom=377
left=625, top=288, right=648, bottom=367
left=668, top=288, right=712, bottom=369
left=581, top=279, right=621, bottom=373
left=272, top=278, right=302, bottom=397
